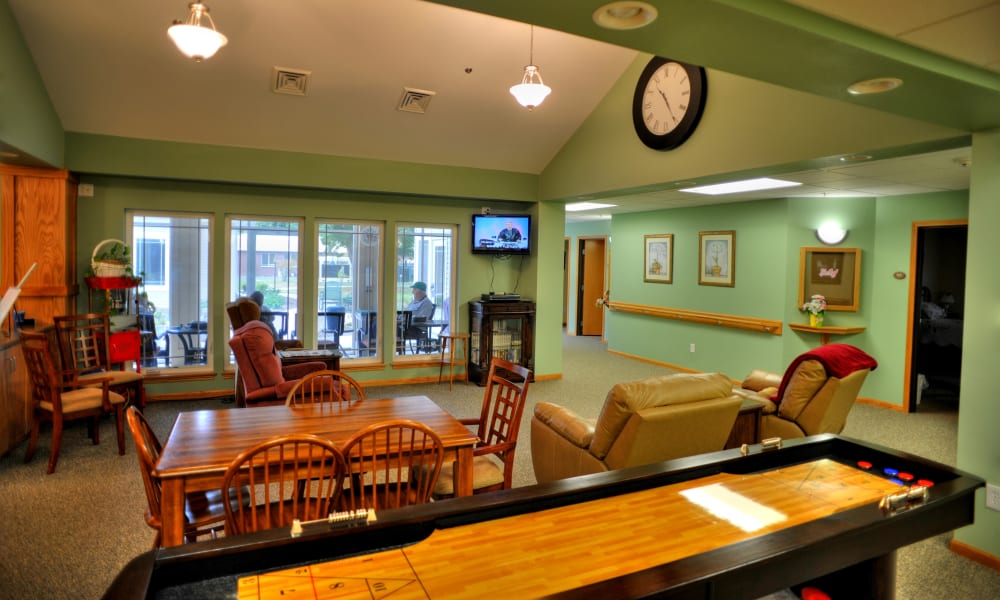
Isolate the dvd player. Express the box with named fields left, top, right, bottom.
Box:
left=481, top=293, right=521, bottom=302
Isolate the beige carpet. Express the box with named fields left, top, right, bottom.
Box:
left=0, top=334, right=996, bottom=599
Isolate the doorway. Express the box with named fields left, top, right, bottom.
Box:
left=576, top=237, right=607, bottom=336
left=908, top=221, right=967, bottom=413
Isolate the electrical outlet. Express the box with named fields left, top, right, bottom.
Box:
left=987, top=483, right=1000, bottom=511
left=689, top=343, right=696, bottom=353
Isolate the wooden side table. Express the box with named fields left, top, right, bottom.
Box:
left=725, top=398, right=765, bottom=449
left=438, top=332, right=470, bottom=390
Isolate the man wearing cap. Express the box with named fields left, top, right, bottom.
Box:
left=404, top=281, right=435, bottom=321
left=399, top=281, right=435, bottom=351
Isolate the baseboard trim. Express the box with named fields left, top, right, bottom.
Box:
left=950, top=539, right=1000, bottom=571
left=606, top=348, right=697, bottom=373
left=855, top=397, right=906, bottom=411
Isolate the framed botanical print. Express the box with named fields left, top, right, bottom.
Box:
left=644, top=234, right=673, bottom=283
left=799, top=247, right=860, bottom=311
left=698, top=230, right=735, bottom=287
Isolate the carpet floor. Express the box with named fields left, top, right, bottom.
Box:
left=0, top=334, right=996, bottom=599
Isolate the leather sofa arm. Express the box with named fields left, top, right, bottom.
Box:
left=533, top=402, right=595, bottom=449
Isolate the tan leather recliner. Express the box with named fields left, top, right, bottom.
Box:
left=531, top=372, right=742, bottom=483
left=736, top=363, right=871, bottom=440
left=735, top=344, right=877, bottom=440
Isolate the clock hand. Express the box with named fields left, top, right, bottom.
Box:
left=657, top=87, right=678, bottom=123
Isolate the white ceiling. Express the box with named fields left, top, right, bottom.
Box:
left=7, top=0, right=998, bottom=220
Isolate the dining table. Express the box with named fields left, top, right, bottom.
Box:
left=154, top=395, right=478, bottom=547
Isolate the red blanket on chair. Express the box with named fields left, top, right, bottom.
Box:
left=774, top=344, right=878, bottom=403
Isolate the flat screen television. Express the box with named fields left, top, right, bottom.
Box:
left=471, top=214, right=531, bottom=255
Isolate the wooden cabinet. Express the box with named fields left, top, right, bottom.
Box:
left=0, top=166, right=78, bottom=328
left=468, top=300, right=535, bottom=386
left=0, top=335, right=29, bottom=457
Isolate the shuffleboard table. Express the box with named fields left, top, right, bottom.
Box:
left=103, top=434, right=984, bottom=600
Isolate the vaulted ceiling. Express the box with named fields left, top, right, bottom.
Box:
left=7, top=1, right=1000, bottom=217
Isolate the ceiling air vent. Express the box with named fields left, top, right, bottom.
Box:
left=272, top=67, right=310, bottom=96
left=397, top=87, right=436, bottom=113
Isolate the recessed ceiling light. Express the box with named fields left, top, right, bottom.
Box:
left=566, top=201, right=618, bottom=212
left=680, top=178, right=801, bottom=196
left=847, top=77, right=903, bottom=95
left=839, top=154, right=873, bottom=163
left=593, top=2, right=658, bottom=30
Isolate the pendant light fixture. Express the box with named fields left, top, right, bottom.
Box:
left=509, top=25, right=552, bottom=110
left=168, top=2, right=228, bottom=62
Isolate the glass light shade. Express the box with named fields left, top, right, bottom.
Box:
left=168, top=3, right=227, bottom=62
left=816, top=222, right=847, bottom=245
left=509, top=66, right=551, bottom=110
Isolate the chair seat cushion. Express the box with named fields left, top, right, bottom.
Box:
left=432, top=455, right=504, bottom=496
left=80, top=370, right=144, bottom=386
left=41, top=388, right=126, bottom=413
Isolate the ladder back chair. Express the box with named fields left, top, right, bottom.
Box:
left=341, top=419, right=444, bottom=511
left=434, top=357, right=531, bottom=498
left=53, top=313, right=146, bottom=409
left=220, top=434, right=349, bottom=535
left=21, top=330, right=126, bottom=474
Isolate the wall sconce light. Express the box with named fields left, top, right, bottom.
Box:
left=816, top=222, right=847, bottom=245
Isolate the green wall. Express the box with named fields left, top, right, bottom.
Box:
left=0, top=2, right=63, bottom=167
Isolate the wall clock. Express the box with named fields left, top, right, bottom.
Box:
left=632, top=57, right=707, bottom=151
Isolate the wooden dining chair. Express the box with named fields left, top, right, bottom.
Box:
left=21, top=330, right=126, bottom=474
left=341, top=419, right=444, bottom=511
left=126, top=406, right=233, bottom=546
left=433, top=357, right=531, bottom=498
left=285, top=369, right=366, bottom=406
left=220, top=434, right=349, bottom=535
left=53, top=313, right=146, bottom=410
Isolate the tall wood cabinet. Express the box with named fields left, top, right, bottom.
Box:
left=0, top=335, right=29, bottom=456
left=468, top=300, right=535, bottom=386
left=0, top=166, right=78, bottom=328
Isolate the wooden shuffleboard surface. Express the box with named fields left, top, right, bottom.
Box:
left=238, top=459, right=902, bottom=599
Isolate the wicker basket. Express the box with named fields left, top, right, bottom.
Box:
left=91, top=238, right=130, bottom=278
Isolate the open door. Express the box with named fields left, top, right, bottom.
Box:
left=576, top=237, right=606, bottom=336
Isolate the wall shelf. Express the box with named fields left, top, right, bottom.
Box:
left=787, top=323, right=866, bottom=346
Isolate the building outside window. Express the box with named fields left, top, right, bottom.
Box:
left=395, top=224, right=455, bottom=358
left=318, top=221, right=382, bottom=359
left=127, top=211, right=211, bottom=370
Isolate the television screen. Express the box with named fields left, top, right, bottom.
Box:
left=471, top=214, right=531, bottom=255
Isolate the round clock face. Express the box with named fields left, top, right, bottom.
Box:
left=632, top=57, right=707, bottom=151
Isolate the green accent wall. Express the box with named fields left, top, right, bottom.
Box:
left=0, top=1, right=63, bottom=167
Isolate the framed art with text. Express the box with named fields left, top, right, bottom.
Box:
left=644, top=234, right=673, bottom=283
left=698, top=231, right=734, bottom=287
left=799, top=247, right=860, bottom=311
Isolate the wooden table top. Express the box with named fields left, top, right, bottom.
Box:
left=155, top=396, right=477, bottom=480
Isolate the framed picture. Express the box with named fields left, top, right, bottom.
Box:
left=799, top=247, right=860, bottom=311
left=643, top=234, right=673, bottom=283
left=698, top=231, right=735, bottom=287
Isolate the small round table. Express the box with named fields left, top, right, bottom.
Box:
left=438, top=332, right=471, bottom=390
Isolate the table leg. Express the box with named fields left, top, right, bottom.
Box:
left=160, top=479, right=186, bottom=547
left=454, top=445, right=474, bottom=497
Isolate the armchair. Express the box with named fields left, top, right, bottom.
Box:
left=735, top=343, right=876, bottom=440
left=531, top=372, right=741, bottom=484
left=225, top=297, right=302, bottom=350
left=228, top=321, right=326, bottom=407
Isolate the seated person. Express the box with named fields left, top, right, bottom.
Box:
left=399, top=281, right=435, bottom=340
left=249, top=290, right=280, bottom=338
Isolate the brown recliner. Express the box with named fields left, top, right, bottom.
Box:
left=228, top=321, right=326, bottom=407
left=735, top=344, right=876, bottom=440
left=531, top=372, right=742, bottom=484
